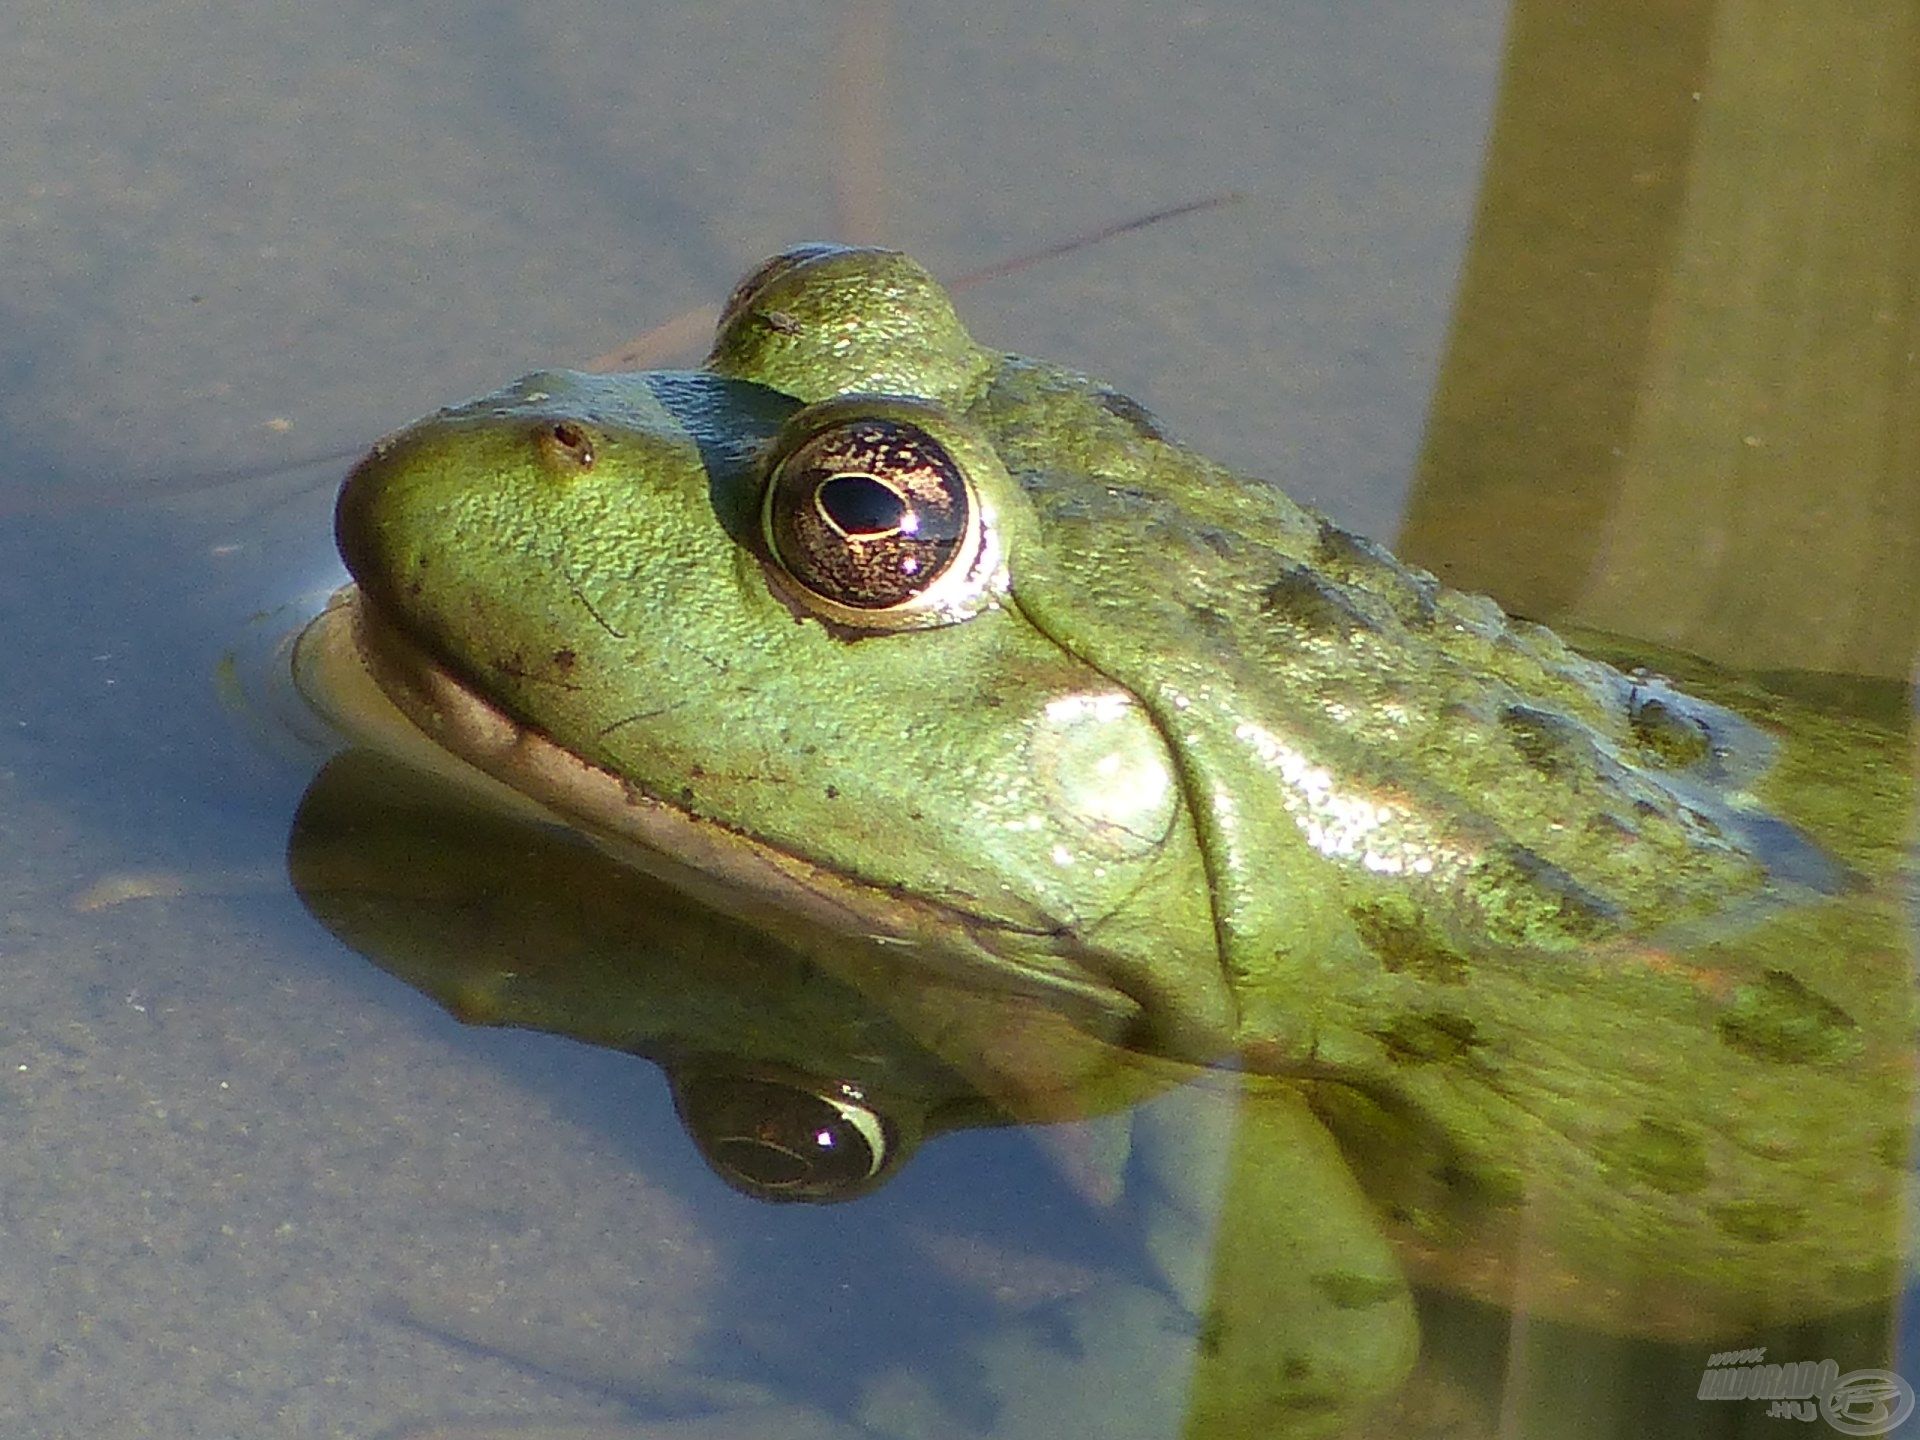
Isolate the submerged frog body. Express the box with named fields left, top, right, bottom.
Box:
left=313, top=246, right=1914, bottom=1383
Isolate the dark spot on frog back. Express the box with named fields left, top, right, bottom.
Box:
left=1312, top=521, right=1439, bottom=629
left=1310, top=1270, right=1404, bottom=1309
left=1594, top=1116, right=1709, bottom=1195
left=1628, top=690, right=1714, bottom=769
left=1349, top=900, right=1469, bottom=985
left=1092, top=387, right=1172, bottom=442
left=1713, top=1199, right=1808, bottom=1244
left=1260, top=563, right=1381, bottom=641
left=1716, top=970, right=1862, bottom=1065
left=1371, top=1009, right=1483, bottom=1065
left=1499, top=704, right=1602, bottom=780
left=1472, top=843, right=1622, bottom=945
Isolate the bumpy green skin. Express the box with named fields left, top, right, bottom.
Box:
left=334, top=248, right=1914, bottom=1347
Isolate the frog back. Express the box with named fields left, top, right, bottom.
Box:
left=975, top=359, right=1916, bottom=1333
left=977, top=358, right=1830, bottom=1026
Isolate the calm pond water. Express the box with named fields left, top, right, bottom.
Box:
left=3, top=2, right=1915, bottom=1438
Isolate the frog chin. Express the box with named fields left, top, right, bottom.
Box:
left=295, top=583, right=1155, bottom=1043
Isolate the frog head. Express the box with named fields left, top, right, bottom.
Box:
left=332, top=248, right=1232, bottom=1059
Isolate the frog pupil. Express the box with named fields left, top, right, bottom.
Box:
left=818, top=472, right=908, bottom=537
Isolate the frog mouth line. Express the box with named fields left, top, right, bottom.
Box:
left=299, top=585, right=1151, bottom=1039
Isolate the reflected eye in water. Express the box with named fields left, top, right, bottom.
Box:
left=670, top=1071, right=910, bottom=1203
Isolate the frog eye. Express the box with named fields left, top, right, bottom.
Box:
left=670, top=1073, right=904, bottom=1203
left=762, top=408, right=999, bottom=630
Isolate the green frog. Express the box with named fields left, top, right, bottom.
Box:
left=302, top=245, right=1915, bottom=1433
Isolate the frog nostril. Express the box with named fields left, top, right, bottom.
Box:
left=539, top=420, right=596, bottom=471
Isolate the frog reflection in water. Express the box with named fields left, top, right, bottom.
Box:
left=298, top=246, right=1915, bottom=1434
